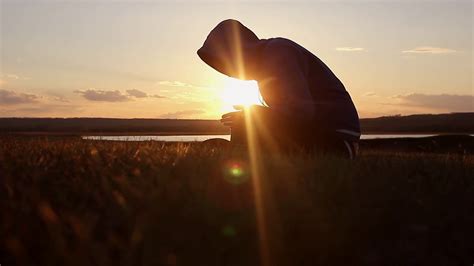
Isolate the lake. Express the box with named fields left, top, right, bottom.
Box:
left=82, top=134, right=448, bottom=142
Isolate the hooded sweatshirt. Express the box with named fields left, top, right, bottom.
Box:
left=197, top=19, right=361, bottom=140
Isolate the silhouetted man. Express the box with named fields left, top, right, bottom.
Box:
left=197, top=19, right=360, bottom=158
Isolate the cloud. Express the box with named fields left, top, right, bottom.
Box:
left=158, top=81, right=195, bottom=88
left=150, top=94, right=167, bottom=99
left=156, top=80, right=216, bottom=103
left=363, top=91, right=377, bottom=97
left=4, top=74, right=19, bottom=79
left=336, top=47, right=365, bottom=52
left=50, top=95, right=70, bottom=103
left=402, top=46, right=457, bottom=54
left=126, top=89, right=148, bottom=98
left=75, top=89, right=166, bottom=102
left=392, top=93, right=473, bottom=112
left=159, top=109, right=205, bottom=119
left=74, top=89, right=130, bottom=102
left=126, top=89, right=166, bottom=99
left=157, top=80, right=213, bottom=90
left=0, top=89, right=39, bottom=105
left=0, top=102, right=84, bottom=117
left=9, top=104, right=83, bottom=115
left=1, top=73, right=30, bottom=80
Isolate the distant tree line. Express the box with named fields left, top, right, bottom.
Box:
left=360, top=113, right=474, bottom=133
left=0, top=113, right=472, bottom=134
left=0, top=118, right=229, bottom=135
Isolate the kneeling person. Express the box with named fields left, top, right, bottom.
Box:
left=197, top=19, right=360, bottom=158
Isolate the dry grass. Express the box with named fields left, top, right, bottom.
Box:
left=1, top=136, right=473, bottom=265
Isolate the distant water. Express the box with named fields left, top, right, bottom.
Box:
left=82, top=135, right=231, bottom=142
left=81, top=134, right=451, bottom=142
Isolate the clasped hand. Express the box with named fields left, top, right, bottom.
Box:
left=220, top=105, right=246, bottom=127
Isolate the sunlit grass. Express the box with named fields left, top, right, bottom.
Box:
left=1, top=137, right=473, bottom=265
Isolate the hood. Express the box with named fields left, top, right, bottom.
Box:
left=197, top=19, right=261, bottom=80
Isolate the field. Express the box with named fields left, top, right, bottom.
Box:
left=1, top=136, right=473, bottom=265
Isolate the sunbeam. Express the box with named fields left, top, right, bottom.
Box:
left=227, top=21, right=273, bottom=266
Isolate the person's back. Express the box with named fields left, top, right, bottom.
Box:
left=198, top=19, right=360, bottom=157
left=255, top=37, right=361, bottom=141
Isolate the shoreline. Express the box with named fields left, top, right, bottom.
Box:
left=1, top=131, right=473, bottom=136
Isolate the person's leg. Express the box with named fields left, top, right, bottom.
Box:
left=230, top=106, right=295, bottom=151
left=230, top=106, right=359, bottom=158
left=342, top=139, right=359, bottom=159
left=310, top=132, right=359, bottom=159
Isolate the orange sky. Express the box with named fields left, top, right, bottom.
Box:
left=0, top=0, right=472, bottom=118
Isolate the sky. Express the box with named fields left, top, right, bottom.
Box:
left=0, top=0, right=472, bottom=119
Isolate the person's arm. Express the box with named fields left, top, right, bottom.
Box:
left=258, top=42, right=315, bottom=118
left=220, top=105, right=262, bottom=127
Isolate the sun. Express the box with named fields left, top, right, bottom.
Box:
left=220, top=77, right=263, bottom=112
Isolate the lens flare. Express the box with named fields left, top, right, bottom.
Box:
left=223, top=161, right=249, bottom=185
left=230, top=166, right=242, bottom=176
left=227, top=22, right=275, bottom=266
left=221, top=225, right=237, bottom=237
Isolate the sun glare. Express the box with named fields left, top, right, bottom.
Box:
left=221, top=77, right=262, bottom=112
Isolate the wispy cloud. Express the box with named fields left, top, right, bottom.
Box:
left=157, top=80, right=213, bottom=90
left=7, top=104, right=83, bottom=116
left=49, top=95, right=70, bottom=103
left=0, top=89, right=40, bottom=105
left=392, top=93, right=473, bottom=112
left=75, top=89, right=130, bottom=102
left=75, top=89, right=165, bottom=102
left=159, top=109, right=205, bottom=119
left=402, top=46, right=457, bottom=54
left=157, top=81, right=197, bottom=88
left=363, top=91, right=377, bottom=97
left=336, top=47, right=365, bottom=52
left=4, top=74, right=19, bottom=79
left=157, top=80, right=217, bottom=103
left=126, top=89, right=148, bottom=98
left=127, top=89, right=166, bottom=99
left=0, top=73, right=31, bottom=80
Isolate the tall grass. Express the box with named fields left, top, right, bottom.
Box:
left=1, top=137, right=473, bottom=265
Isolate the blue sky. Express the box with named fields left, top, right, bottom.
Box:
left=0, top=0, right=472, bottom=118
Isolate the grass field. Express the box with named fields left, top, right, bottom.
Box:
left=1, top=137, right=473, bottom=265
